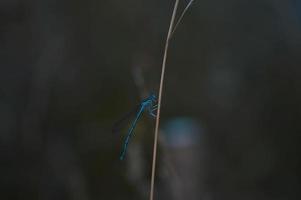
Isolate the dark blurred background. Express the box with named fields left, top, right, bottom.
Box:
left=1, top=0, right=301, bottom=199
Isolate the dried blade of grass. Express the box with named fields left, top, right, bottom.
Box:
left=149, top=1, right=180, bottom=200
left=170, top=0, right=195, bottom=37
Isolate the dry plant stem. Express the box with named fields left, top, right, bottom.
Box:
left=170, top=0, right=194, bottom=37
left=149, top=0, right=179, bottom=200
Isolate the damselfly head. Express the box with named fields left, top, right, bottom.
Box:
left=149, top=93, right=157, bottom=101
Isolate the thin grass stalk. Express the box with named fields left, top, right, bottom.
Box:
left=170, top=0, right=194, bottom=37
left=149, top=1, right=180, bottom=200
